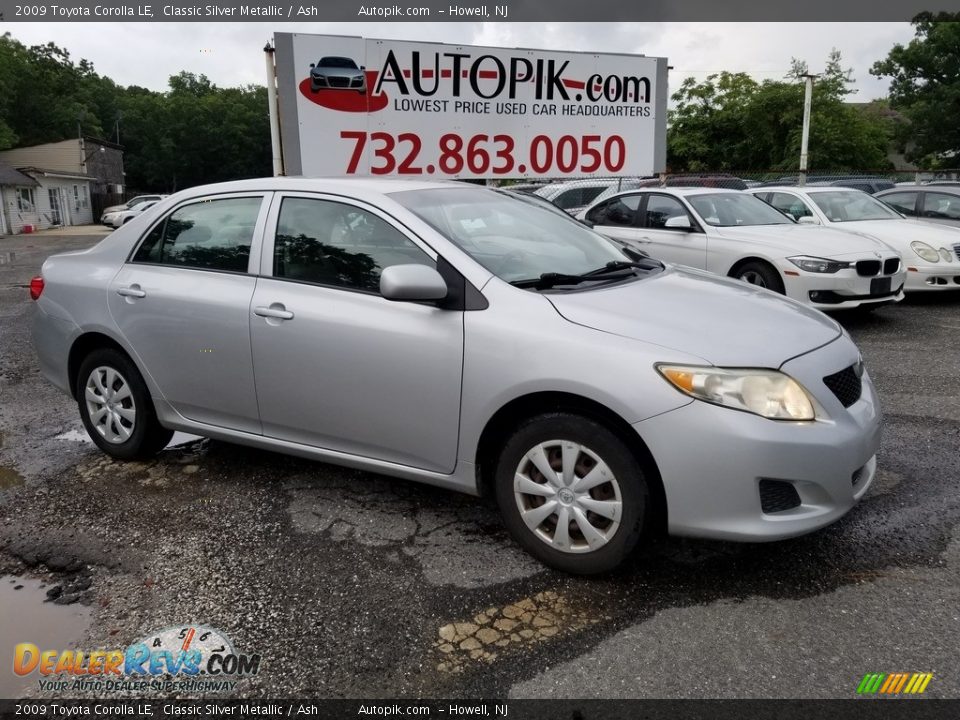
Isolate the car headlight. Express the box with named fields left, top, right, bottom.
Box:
left=939, top=247, right=953, bottom=262
left=656, top=365, right=817, bottom=421
left=911, top=241, right=939, bottom=263
left=787, top=255, right=852, bottom=274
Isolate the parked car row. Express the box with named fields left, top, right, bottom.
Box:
left=577, top=188, right=909, bottom=311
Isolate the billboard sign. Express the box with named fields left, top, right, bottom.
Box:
left=274, top=33, right=667, bottom=179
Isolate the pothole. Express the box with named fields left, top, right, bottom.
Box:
left=433, top=591, right=603, bottom=673
left=0, top=575, right=93, bottom=698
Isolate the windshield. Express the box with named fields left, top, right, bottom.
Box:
left=393, top=187, right=632, bottom=284
left=809, top=191, right=903, bottom=222
left=687, top=193, right=795, bottom=227
left=318, top=57, right=358, bottom=69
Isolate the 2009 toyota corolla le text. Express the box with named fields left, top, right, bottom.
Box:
left=30, top=179, right=881, bottom=574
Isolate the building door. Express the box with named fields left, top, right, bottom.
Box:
left=48, top=188, right=62, bottom=225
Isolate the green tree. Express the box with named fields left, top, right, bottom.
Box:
left=0, top=33, right=271, bottom=191
left=668, top=50, right=893, bottom=173
left=871, top=12, right=960, bottom=166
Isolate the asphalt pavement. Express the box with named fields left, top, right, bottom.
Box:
left=0, top=230, right=958, bottom=699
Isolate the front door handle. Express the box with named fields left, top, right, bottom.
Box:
left=116, top=284, right=146, bottom=298
left=254, top=304, right=294, bottom=321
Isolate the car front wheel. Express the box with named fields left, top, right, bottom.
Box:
left=494, top=413, right=648, bottom=574
left=77, top=348, right=173, bottom=460
left=734, top=261, right=785, bottom=294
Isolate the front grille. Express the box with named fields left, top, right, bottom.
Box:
left=759, top=479, right=802, bottom=514
left=328, top=77, right=350, bottom=88
left=824, top=365, right=862, bottom=408
left=855, top=260, right=881, bottom=277
left=954, top=244, right=960, bottom=261
left=883, top=257, right=900, bottom=275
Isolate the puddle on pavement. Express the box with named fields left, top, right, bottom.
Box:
left=54, top=430, right=91, bottom=443
left=55, top=430, right=201, bottom=448
left=433, top=590, right=604, bottom=673
left=0, top=465, right=24, bottom=489
left=0, top=575, right=92, bottom=698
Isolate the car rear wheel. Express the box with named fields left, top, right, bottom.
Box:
left=77, top=348, right=172, bottom=460
left=734, top=261, right=785, bottom=294
left=494, top=413, right=648, bottom=574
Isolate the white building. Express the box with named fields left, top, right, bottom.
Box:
left=0, top=139, right=100, bottom=233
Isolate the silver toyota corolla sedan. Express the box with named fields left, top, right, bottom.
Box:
left=31, top=179, right=881, bottom=574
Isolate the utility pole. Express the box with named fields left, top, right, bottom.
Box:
left=798, top=73, right=816, bottom=187
left=264, top=41, right=284, bottom=177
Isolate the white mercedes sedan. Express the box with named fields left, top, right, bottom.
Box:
left=577, top=188, right=905, bottom=311
left=752, top=186, right=960, bottom=292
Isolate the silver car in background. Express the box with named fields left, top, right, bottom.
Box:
left=32, top=179, right=881, bottom=573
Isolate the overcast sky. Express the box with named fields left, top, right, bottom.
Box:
left=8, top=22, right=915, bottom=99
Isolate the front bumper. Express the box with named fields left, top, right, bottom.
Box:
left=903, top=263, right=960, bottom=291
left=635, top=336, right=881, bottom=541
left=783, top=268, right=907, bottom=309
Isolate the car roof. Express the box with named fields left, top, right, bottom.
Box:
left=619, top=186, right=743, bottom=197
left=169, top=177, right=472, bottom=199
left=880, top=184, right=960, bottom=195
left=753, top=185, right=864, bottom=195
left=540, top=179, right=617, bottom=189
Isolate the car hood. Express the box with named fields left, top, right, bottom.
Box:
left=709, top=224, right=891, bottom=256
left=102, top=204, right=127, bottom=214
left=546, top=266, right=841, bottom=368
left=827, top=219, right=960, bottom=249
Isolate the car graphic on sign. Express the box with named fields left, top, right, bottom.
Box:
left=309, top=56, right=366, bottom=93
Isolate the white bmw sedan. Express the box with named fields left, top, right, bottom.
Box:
left=752, top=186, right=960, bottom=292
left=577, top=188, right=905, bottom=310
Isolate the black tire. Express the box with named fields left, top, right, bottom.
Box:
left=733, top=261, right=785, bottom=295
left=494, top=413, right=648, bottom=574
left=76, top=348, right=173, bottom=460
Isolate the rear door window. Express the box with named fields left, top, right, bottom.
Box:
left=133, top=196, right=262, bottom=272
left=921, top=192, right=960, bottom=221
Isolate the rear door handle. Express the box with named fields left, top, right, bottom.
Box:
left=254, top=304, right=294, bottom=320
left=116, top=284, right=146, bottom=298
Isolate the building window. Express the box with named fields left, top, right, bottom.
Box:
left=73, top=185, right=80, bottom=212
left=17, top=188, right=35, bottom=212
left=80, top=185, right=89, bottom=209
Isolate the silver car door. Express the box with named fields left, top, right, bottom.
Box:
left=108, top=193, right=270, bottom=434
left=639, top=194, right=708, bottom=269
left=249, top=193, right=464, bottom=474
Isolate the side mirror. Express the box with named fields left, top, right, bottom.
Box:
left=797, top=216, right=818, bottom=225
left=664, top=215, right=692, bottom=229
left=360, top=65, right=366, bottom=71
left=380, top=264, right=448, bottom=302
left=310, top=63, right=316, bottom=69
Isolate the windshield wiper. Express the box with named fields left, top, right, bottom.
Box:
left=511, top=259, right=661, bottom=290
